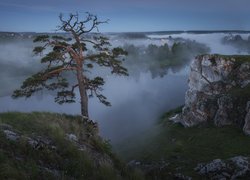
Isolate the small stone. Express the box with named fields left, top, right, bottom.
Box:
left=169, top=114, right=181, bottom=123
left=3, top=130, right=19, bottom=141
left=66, top=133, right=78, bottom=142
left=127, top=160, right=142, bottom=167
left=27, top=137, right=39, bottom=148
left=135, top=161, right=141, bottom=165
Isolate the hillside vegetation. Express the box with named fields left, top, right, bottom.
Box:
left=0, top=112, right=143, bottom=180
left=116, top=106, right=250, bottom=179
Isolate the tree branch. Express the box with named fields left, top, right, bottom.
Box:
left=46, top=67, right=77, bottom=76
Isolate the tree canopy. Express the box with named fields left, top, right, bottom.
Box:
left=13, top=13, right=128, bottom=118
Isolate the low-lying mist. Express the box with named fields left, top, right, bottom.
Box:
left=222, top=34, right=250, bottom=53
left=0, top=32, right=249, bottom=144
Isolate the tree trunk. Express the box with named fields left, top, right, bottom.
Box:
left=76, top=67, right=89, bottom=118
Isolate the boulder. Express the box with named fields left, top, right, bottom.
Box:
left=195, top=156, right=250, bottom=179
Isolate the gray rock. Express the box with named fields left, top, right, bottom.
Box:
left=243, top=101, right=250, bottom=135
left=238, top=62, right=250, bottom=87
left=188, top=55, right=234, bottom=93
left=214, top=96, right=234, bottom=126
left=27, top=137, right=39, bottom=147
left=195, top=159, right=227, bottom=175
left=66, top=133, right=78, bottom=142
left=180, top=92, right=217, bottom=127
left=3, top=130, right=20, bottom=141
left=27, top=136, right=55, bottom=150
left=128, top=160, right=141, bottom=167
left=169, top=114, right=182, bottom=124
left=195, top=156, right=250, bottom=179
left=175, top=55, right=249, bottom=131
left=230, top=156, right=250, bottom=179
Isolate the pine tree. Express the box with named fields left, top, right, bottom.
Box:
left=12, top=13, right=128, bottom=119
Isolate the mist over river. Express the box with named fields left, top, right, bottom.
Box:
left=0, top=32, right=249, bottom=143
left=0, top=68, right=188, bottom=143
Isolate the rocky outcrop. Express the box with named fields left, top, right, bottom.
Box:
left=171, top=55, right=250, bottom=133
left=195, top=156, right=250, bottom=179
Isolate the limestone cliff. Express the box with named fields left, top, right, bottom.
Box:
left=171, top=54, right=250, bottom=134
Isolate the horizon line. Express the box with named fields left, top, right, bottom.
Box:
left=1, top=30, right=250, bottom=34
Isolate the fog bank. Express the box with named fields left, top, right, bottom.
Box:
left=0, top=32, right=249, bottom=143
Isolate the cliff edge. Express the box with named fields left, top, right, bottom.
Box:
left=171, top=54, right=250, bottom=134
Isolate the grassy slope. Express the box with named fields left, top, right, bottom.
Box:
left=220, top=54, right=250, bottom=64
left=116, top=106, right=250, bottom=178
left=0, top=112, right=143, bottom=180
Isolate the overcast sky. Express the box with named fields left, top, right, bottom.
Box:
left=0, top=0, right=250, bottom=32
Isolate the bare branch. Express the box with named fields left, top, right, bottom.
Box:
left=71, top=84, right=79, bottom=93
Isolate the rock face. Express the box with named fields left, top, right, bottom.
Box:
left=195, top=156, right=250, bottom=179
left=243, top=102, right=250, bottom=135
left=172, top=55, right=250, bottom=133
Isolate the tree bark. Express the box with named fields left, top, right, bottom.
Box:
left=76, top=67, right=89, bottom=118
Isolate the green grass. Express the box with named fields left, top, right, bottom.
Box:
left=116, top=107, right=250, bottom=179
left=228, top=84, right=250, bottom=98
left=0, top=112, right=144, bottom=180
left=199, top=54, right=250, bottom=62
left=222, top=54, right=250, bottom=64
left=2, top=108, right=250, bottom=179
